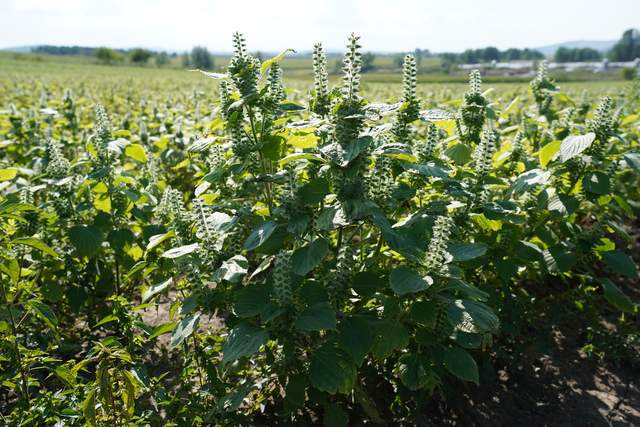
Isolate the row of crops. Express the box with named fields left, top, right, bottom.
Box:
left=1, top=33, right=639, bottom=425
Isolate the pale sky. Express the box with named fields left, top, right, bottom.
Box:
left=0, top=0, right=638, bottom=53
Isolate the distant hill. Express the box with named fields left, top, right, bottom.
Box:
left=535, top=40, right=617, bottom=57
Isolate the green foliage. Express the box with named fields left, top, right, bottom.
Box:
left=0, top=31, right=639, bottom=426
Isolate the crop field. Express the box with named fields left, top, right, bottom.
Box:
left=0, top=33, right=639, bottom=426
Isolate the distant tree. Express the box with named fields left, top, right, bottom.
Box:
left=609, top=29, right=640, bottom=61
left=155, top=51, right=170, bottom=67
left=96, top=47, right=119, bottom=64
left=130, top=48, right=152, bottom=65
left=414, top=48, right=423, bottom=69
left=482, top=47, right=500, bottom=62
left=180, top=53, right=191, bottom=68
left=190, top=46, right=213, bottom=70
left=555, top=47, right=602, bottom=62
left=362, top=52, right=376, bottom=72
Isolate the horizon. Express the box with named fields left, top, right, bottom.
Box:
left=1, top=0, right=638, bottom=54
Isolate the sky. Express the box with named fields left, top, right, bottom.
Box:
left=1, top=0, right=639, bottom=53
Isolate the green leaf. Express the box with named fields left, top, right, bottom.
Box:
left=29, top=300, right=58, bottom=333
left=298, top=178, right=330, bottom=205
left=285, top=375, right=306, bottom=408
left=94, top=314, right=118, bottom=327
left=389, top=267, right=432, bottom=296
left=260, top=48, right=295, bottom=75
left=539, top=140, right=561, bottom=168
left=288, top=133, right=318, bottom=149
left=161, top=243, right=199, bottom=259
left=141, top=278, right=173, bottom=303
left=279, top=152, right=325, bottom=166
left=222, top=323, right=268, bottom=364
left=244, top=221, right=277, bottom=250
left=0, top=168, right=17, bottom=182
left=308, top=344, right=356, bottom=394
left=602, top=250, right=638, bottom=278
left=447, top=299, right=499, bottom=334
left=371, top=320, right=410, bottom=359
left=124, top=143, right=148, bottom=162
left=213, top=255, right=248, bottom=283
left=146, top=231, right=175, bottom=251
left=337, top=316, right=374, bottom=366
left=448, top=243, right=488, bottom=262
left=398, top=353, right=429, bottom=391
left=148, top=322, right=176, bottom=340
left=83, top=388, right=96, bottom=427
left=68, top=225, right=103, bottom=258
left=169, top=313, right=200, bottom=349
left=291, top=238, right=329, bottom=276
left=12, top=237, right=58, bottom=257
left=53, top=366, right=76, bottom=387
left=324, top=403, right=349, bottom=427
left=582, top=172, right=610, bottom=195
left=233, top=284, right=270, bottom=318
left=443, top=346, right=479, bottom=384
left=559, top=133, right=595, bottom=162
left=601, top=278, right=636, bottom=313
left=295, top=302, right=336, bottom=331
left=624, top=152, right=640, bottom=173
left=352, top=271, right=384, bottom=297
left=445, top=143, right=472, bottom=164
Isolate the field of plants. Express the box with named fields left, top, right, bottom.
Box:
left=1, top=33, right=639, bottom=426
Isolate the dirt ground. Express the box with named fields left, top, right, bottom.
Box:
left=427, top=323, right=640, bottom=426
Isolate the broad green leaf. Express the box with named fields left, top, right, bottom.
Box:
left=448, top=242, right=488, bottom=262
left=308, top=344, right=356, bottom=394
left=124, top=143, right=148, bottom=162
left=447, top=299, right=499, bottom=334
left=288, top=133, right=318, bottom=149
left=337, top=316, right=374, bottom=366
left=161, top=243, right=199, bottom=259
left=142, top=278, right=173, bottom=302
left=371, top=320, right=409, bottom=359
left=539, top=140, right=561, bottom=168
left=279, top=152, right=325, bottom=165
left=445, top=143, right=472, bottom=164
left=169, top=313, right=200, bottom=349
left=559, top=133, right=595, bottom=162
left=146, top=231, right=175, bottom=251
left=12, top=237, right=58, bottom=257
left=148, top=322, right=176, bottom=340
left=324, top=403, right=349, bottom=427
left=624, top=152, right=640, bottom=173
left=389, top=267, right=432, bottom=295
left=233, top=284, right=270, bottom=318
left=213, top=255, right=248, bottom=283
left=244, top=221, right=277, bottom=250
left=582, top=172, right=610, bottom=195
left=222, top=322, right=268, bottom=363
left=298, top=178, right=330, bottom=205
left=294, top=302, right=336, bottom=331
left=602, top=250, right=638, bottom=278
left=443, top=346, right=479, bottom=384
left=0, top=168, right=17, bottom=181
left=600, top=278, right=636, bottom=313
left=398, top=353, right=429, bottom=391
left=68, top=225, right=103, bottom=258
left=291, top=238, right=329, bottom=276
